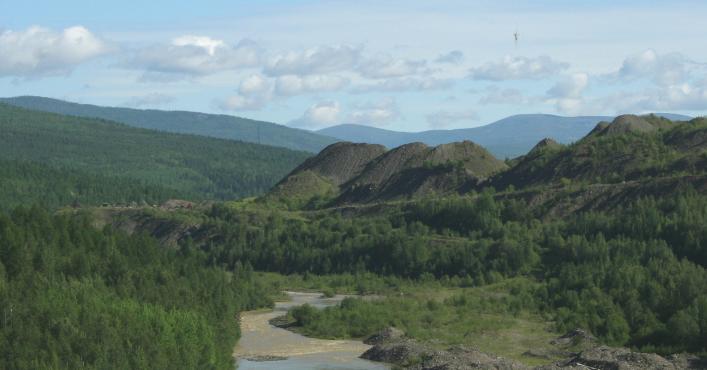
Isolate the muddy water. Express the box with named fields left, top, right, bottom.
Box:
left=234, top=291, right=389, bottom=370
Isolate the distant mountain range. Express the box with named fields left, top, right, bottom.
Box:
left=0, top=96, right=337, bottom=153
left=318, top=113, right=693, bottom=159
left=1, top=96, right=693, bottom=159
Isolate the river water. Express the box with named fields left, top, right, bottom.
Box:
left=234, top=291, right=389, bottom=370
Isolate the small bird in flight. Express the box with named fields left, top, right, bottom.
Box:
left=514, top=30, right=519, bottom=46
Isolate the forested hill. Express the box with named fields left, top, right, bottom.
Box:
left=0, top=103, right=310, bottom=203
left=0, top=96, right=337, bottom=153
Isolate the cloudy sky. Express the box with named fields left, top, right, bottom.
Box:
left=1, top=0, right=706, bottom=131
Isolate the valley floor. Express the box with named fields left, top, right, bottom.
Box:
left=257, top=273, right=570, bottom=367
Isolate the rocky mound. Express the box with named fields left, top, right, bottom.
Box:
left=364, top=327, right=406, bottom=345
left=362, top=328, right=703, bottom=370
left=362, top=339, right=529, bottom=370
left=664, top=117, right=707, bottom=151
left=265, top=142, right=386, bottom=202
left=346, top=142, right=431, bottom=188
left=528, top=138, right=562, bottom=155
left=336, top=141, right=506, bottom=203
left=538, top=346, right=697, bottom=370
left=266, top=140, right=506, bottom=205
left=589, top=114, right=675, bottom=138
left=549, top=329, right=596, bottom=347
left=287, top=142, right=387, bottom=186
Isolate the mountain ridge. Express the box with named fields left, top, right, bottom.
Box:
left=0, top=103, right=310, bottom=201
left=317, top=113, right=693, bottom=158
left=0, top=96, right=337, bottom=153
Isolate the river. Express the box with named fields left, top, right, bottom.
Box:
left=234, top=291, right=389, bottom=370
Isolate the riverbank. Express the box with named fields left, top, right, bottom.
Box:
left=234, top=291, right=389, bottom=370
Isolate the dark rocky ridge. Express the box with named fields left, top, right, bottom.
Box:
left=269, top=140, right=507, bottom=205
left=361, top=328, right=701, bottom=369
left=490, top=115, right=707, bottom=191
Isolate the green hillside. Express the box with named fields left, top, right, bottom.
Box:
left=0, top=103, right=310, bottom=201
left=0, top=159, right=182, bottom=210
left=0, top=207, right=273, bottom=369
left=0, top=96, right=337, bottom=153
left=491, top=115, right=707, bottom=190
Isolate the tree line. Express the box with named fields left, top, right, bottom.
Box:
left=0, top=206, right=272, bottom=369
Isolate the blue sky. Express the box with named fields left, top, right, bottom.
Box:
left=1, top=0, right=706, bottom=131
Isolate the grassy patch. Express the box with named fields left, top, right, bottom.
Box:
left=276, top=274, right=563, bottom=365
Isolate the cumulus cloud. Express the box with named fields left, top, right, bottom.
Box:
left=426, top=109, right=479, bottom=128
left=274, top=74, right=349, bottom=96
left=122, top=93, right=175, bottom=108
left=356, top=55, right=427, bottom=79
left=435, top=50, right=464, bottom=64
left=352, top=76, right=453, bottom=93
left=585, top=50, right=707, bottom=113
left=601, top=83, right=707, bottom=113
left=547, top=73, right=589, bottom=99
left=263, top=45, right=362, bottom=76
left=239, top=74, right=271, bottom=96
left=289, top=101, right=342, bottom=129
left=219, top=95, right=267, bottom=111
left=0, top=25, right=109, bottom=77
left=611, top=49, right=697, bottom=86
left=478, top=87, right=532, bottom=105
left=347, top=98, right=399, bottom=125
left=130, top=36, right=261, bottom=78
left=468, top=55, right=569, bottom=81
left=544, top=73, right=590, bottom=115
left=218, top=73, right=272, bottom=111
left=263, top=45, right=427, bottom=80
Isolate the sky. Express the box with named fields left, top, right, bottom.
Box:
left=1, top=0, right=706, bottom=132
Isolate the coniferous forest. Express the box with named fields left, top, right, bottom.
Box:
left=0, top=207, right=271, bottom=369
left=4, top=2, right=707, bottom=369
left=0, top=103, right=705, bottom=369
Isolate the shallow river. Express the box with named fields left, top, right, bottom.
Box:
left=234, top=291, right=389, bottom=370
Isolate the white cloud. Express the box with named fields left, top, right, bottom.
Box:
left=289, top=101, right=342, bottom=128
left=218, top=73, right=272, bottom=111
left=347, top=97, right=399, bottom=125
left=239, top=74, right=271, bottom=96
left=613, top=50, right=688, bottom=85
left=0, top=25, right=109, bottom=77
left=426, top=109, right=479, bottom=128
left=544, top=73, right=590, bottom=115
left=218, top=95, right=268, bottom=111
left=122, top=93, right=175, bottom=108
left=600, top=83, right=707, bottom=113
left=263, top=44, right=430, bottom=81
left=468, top=55, right=569, bottom=81
left=553, top=98, right=586, bottom=116
left=478, top=87, right=532, bottom=105
left=263, top=45, right=362, bottom=76
left=435, top=50, right=464, bottom=64
left=171, top=35, right=224, bottom=56
left=356, top=55, right=427, bottom=79
left=274, top=74, right=349, bottom=96
left=547, top=73, right=589, bottom=99
left=130, top=36, right=261, bottom=77
left=352, top=76, right=453, bottom=93
left=611, top=49, right=695, bottom=86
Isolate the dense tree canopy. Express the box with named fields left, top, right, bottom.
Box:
left=0, top=103, right=310, bottom=202
left=196, top=190, right=707, bottom=353
left=0, top=207, right=272, bottom=369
